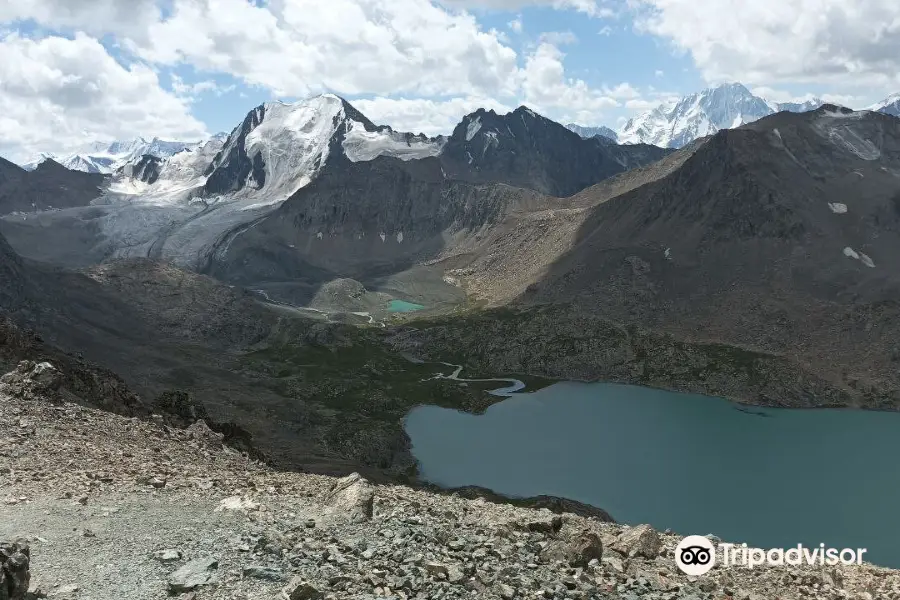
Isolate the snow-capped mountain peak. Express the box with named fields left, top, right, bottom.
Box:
left=22, top=136, right=203, bottom=174
left=566, top=123, right=618, bottom=142
left=203, top=94, right=445, bottom=201
left=868, top=93, right=900, bottom=117
left=616, top=83, right=827, bottom=148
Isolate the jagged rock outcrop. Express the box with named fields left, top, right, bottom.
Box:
left=119, top=154, right=162, bottom=184
left=0, top=541, right=29, bottom=600
left=0, top=320, right=145, bottom=415
left=0, top=361, right=61, bottom=401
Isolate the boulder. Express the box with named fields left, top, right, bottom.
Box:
left=326, top=473, right=374, bottom=523
left=611, top=524, right=661, bottom=559
left=543, top=530, right=603, bottom=568
left=281, top=577, right=324, bottom=600
left=167, top=557, right=218, bottom=593
left=0, top=541, right=30, bottom=600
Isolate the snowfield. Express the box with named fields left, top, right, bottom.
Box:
left=343, top=127, right=445, bottom=162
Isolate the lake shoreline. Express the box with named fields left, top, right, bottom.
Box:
left=403, top=379, right=900, bottom=568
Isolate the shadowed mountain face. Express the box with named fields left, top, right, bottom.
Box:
left=208, top=152, right=547, bottom=303
left=440, top=106, right=670, bottom=197
left=416, top=106, right=900, bottom=406
left=524, top=106, right=900, bottom=310
left=120, top=154, right=163, bottom=185
left=0, top=231, right=25, bottom=310
left=0, top=158, right=105, bottom=214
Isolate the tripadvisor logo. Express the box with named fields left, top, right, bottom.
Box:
left=674, top=535, right=868, bottom=576
left=675, top=536, right=716, bottom=576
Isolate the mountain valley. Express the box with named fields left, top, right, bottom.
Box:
left=4, top=90, right=900, bottom=596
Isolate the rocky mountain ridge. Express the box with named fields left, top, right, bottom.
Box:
left=0, top=157, right=105, bottom=214
left=569, top=83, right=900, bottom=149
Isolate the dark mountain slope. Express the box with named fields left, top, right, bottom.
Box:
left=0, top=158, right=105, bottom=214
left=440, top=106, right=670, bottom=196
left=391, top=106, right=900, bottom=409
left=526, top=106, right=900, bottom=308
left=208, top=152, right=548, bottom=304
left=453, top=105, right=900, bottom=405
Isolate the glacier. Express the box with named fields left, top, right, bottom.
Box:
left=20, top=94, right=450, bottom=271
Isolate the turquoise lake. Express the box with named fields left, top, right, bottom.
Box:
left=388, top=299, right=425, bottom=313
left=404, top=381, right=900, bottom=568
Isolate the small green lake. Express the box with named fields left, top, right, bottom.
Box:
left=388, top=299, right=425, bottom=313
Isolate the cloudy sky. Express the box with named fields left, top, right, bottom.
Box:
left=3, top=0, right=900, bottom=162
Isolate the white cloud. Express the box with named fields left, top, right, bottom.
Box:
left=0, top=0, right=163, bottom=38
left=508, top=17, right=523, bottom=32
left=0, top=32, right=208, bottom=163
left=1, top=0, right=643, bottom=156
left=520, top=43, right=620, bottom=122
left=633, top=0, right=900, bottom=92
left=170, top=74, right=236, bottom=101
left=125, top=0, right=522, bottom=98
left=440, top=0, right=615, bottom=17
left=539, top=31, right=578, bottom=45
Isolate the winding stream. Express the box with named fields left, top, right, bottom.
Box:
left=252, top=289, right=386, bottom=327
left=422, top=361, right=526, bottom=397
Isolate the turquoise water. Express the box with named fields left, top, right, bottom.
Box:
left=387, top=299, right=425, bottom=313
left=404, top=381, right=900, bottom=567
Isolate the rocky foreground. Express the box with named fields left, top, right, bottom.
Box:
left=2, top=362, right=899, bottom=600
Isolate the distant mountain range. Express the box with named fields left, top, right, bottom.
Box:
left=564, top=124, right=618, bottom=142
left=21, top=135, right=228, bottom=174
left=566, top=83, right=900, bottom=148
left=17, top=85, right=900, bottom=175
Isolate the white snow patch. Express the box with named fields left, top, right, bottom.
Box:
left=482, top=131, right=499, bottom=157
left=343, top=127, right=444, bottom=162
left=860, top=252, right=876, bottom=268
left=821, top=108, right=868, bottom=119
left=826, top=127, right=881, bottom=160
left=466, top=117, right=482, bottom=142
left=772, top=128, right=782, bottom=142
left=379, top=232, right=386, bottom=243
left=243, top=96, right=345, bottom=202
left=316, top=232, right=323, bottom=240
left=396, top=231, right=404, bottom=243
left=844, top=246, right=876, bottom=267
left=828, top=203, right=848, bottom=214
left=664, top=247, right=672, bottom=260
